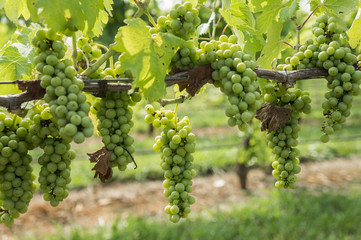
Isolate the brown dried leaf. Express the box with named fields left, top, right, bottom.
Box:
left=255, top=102, right=291, bottom=132
left=87, top=147, right=113, bottom=183
left=17, top=80, right=45, bottom=98
left=77, top=60, right=87, bottom=70
left=176, top=64, right=213, bottom=96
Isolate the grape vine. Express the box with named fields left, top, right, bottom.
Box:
left=0, top=0, right=360, bottom=227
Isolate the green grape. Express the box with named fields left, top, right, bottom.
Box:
left=32, top=30, right=94, bottom=143
left=0, top=116, right=36, bottom=226
left=265, top=84, right=311, bottom=189
left=205, top=35, right=261, bottom=131
left=157, top=2, right=201, bottom=40
left=93, top=91, right=137, bottom=174
left=278, top=13, right=359, bottom=142
left=145, top=105, right=196, bottom=223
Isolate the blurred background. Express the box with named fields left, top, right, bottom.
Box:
left=1, top=0, right=361, bottom=239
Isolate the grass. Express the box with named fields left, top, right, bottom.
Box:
left=27, top=187, right=361, bottom=240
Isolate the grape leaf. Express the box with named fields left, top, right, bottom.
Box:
left=0, top=27, right=36, bottom=95
left=255, top=102, right=291, bottom=132
left=113, top=19, right=183, bottom=101
left=0, top=0, right=31, bottom=23
left=308, top=0, right=320, bottom=10
left=250, top=0, right=283, bottom=32
left=35, top=0, right=113, bottom=37
left=0, top=45, right=32, bottom=94
left=279, top=0, right=299, bottom=21
left=256, top=21, right=283, bottom=89
left=257, top=21, right=282, bottom=68
left=348, top=8, right=361, bottom=48
left=220, top=1, right=255, bottom=28
left=323, top=0, right=358, bottom=14
left=197, top=12, right=215, bottom=36
left=177, top=64, right=213, bottom=96
left=88, top=147, right=113, bottom=183
left=222, top=0, right=231, bottom=10
left=220, top=3, right=263, bottom=57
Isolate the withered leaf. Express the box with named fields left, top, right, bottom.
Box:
left=77, top=60, right=87, bottom=70
left=17, top=80, right=45, bottom=99
left=177, top=64, right=213, bottom=96
left=87, top=147, right=113, bottom=183
left=255, top=102, right=291, bottom=132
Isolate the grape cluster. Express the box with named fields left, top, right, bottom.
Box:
left=277, top=14, right=361, bottom=142
left=0, top=113, right=36, bottom=226
left=28, top=104, right=74, bottom=206
left=99, top=55, right=134, bottom=80
left=76, top=37, right=102, bottom=75
left=38, top=136, right=74, bottom=207
left=264, top=84, right=312, bottom=189
left=156, top=2, right=201, bottom=40
left=171, top=40, right=198, bottom=69
left=145, top=105, right=196, bottom=223
left=154, top=2, right=200, bottom=70
left=28, top=104, right=60, bottom=147
left=92, top=92, right=141, bottom=172
left=32, top=29, right=94, bottom=144
left=207, top=35, right=262, bottom=131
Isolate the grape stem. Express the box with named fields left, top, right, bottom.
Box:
left=299, top=4, right=322, bottom=30
left=222, top=24, right=229, bottom=35
left=281, top=41, right=295, bottom=49
left=81, top=44, right=118, bottom=77
left=157, top=94, right=191, bottom=107
left=145, top=11, right=158, bottom=29
left=72, top=32, right=78, bottom=70
left=92, top=43, right=114, bottom=71
left=121, top=146, right=137, bottom=169
left=211, top=0, right=218, bottom=39
left=197, top=3, right=212, bottom=12
left=133, top=0, right=151, bottom=19
left=174, top=103, right=179, bottom=127
left=291, top=16, right=301, bottom=50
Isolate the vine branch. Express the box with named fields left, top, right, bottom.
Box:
left=157, top=94, right=191, bottom=107
left=0, top=67, right=329, bottom=110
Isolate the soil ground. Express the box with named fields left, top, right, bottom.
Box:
left=1, top=157, right=361, bottom=238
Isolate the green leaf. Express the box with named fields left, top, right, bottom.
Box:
left=279, top=0, right=299, bottom=21
left=220, top=1, right=255, bottom=28
left=197, top=12, right=215, bottom=36
left=0, top=45, right=33, bottom=94
left=323, top=0, right=358, bottom=14
left=348, top=9, right=361, bottom=48
left=0, top=26, right=36, bottom=94
left=308, top=0, right=320, bottom=10
left=0, top=0, right=31, bottom=23
left=27, top=0, right=39, bottom=22
left=114, top=19, right=183, bottom=101
left=250, top=0, right=283, bottom=32
left=256, top=20, right=283, bottom=89
left=242, top=30, right=264, bottom=58
left=222, top=0, right=231, bottom=10
left=35, top=0, right=113, bottom=37
left=220, top=3, right=263, bottom=57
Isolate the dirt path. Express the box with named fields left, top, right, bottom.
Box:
left=2, top=157, right=361, bottom=238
